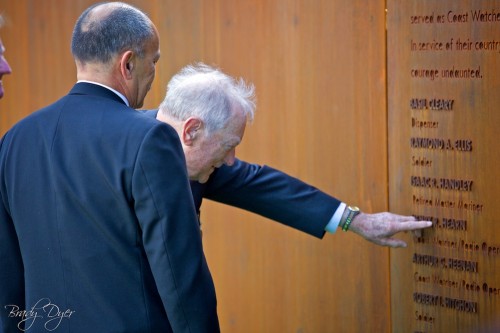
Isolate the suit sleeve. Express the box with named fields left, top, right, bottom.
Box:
left=0, top=135, right=26, bottom=332
left=132, top=124, right=219, bottom=332
left=203, top=159, right=342, bottom=238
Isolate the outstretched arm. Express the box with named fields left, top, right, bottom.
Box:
left=204, top=159, right=433, bottom=244
left=204, top=159, right=341, bottom=238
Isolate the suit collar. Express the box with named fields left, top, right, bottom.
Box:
left=69, top=82, right=128, bottom=106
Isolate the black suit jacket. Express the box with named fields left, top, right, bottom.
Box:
left=0, top=83, right=219, bottom=332
left=144, top=110, right=341, bottom=239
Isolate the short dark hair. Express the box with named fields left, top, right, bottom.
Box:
left=71, top=2, right=154, bottom=64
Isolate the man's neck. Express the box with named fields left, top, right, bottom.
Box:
left=77, top=80, right=129, bottom=107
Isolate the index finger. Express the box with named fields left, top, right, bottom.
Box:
left=396, top=220, right=433, bottom=232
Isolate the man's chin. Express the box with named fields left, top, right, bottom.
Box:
left=195, top=171, right=214, bottom=184
left=197, top=175, right=210, bottom=184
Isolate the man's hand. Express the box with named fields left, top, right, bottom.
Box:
left=348, top=212, right=432, bottom=248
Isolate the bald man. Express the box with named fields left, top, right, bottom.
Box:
left=0, top=3, right=218, bottom=332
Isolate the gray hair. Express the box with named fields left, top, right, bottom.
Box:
left=159, top=63, right=256, bottom=133
left=0, top=14, right=4, bottom=29
left=71, top=2, right=154, bottom=64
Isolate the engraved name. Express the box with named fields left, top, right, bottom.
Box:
left=410, top=137, right=472, bottom=151
left=410, top=176, right=473, bottom=191
left=413, top=215, right=468, bottom=231
left=410, top=98, right=454, bottom=110
left=413, top=292, right=478, bottom=313
left=412, top=253, right=478, bottom=272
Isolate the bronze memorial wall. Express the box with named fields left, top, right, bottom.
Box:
left=388, top=1, right=500, bottom=332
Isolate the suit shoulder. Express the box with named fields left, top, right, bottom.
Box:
left=128, top=111, right=178, bottom=138
left=3, top=97, right=68, bottom=137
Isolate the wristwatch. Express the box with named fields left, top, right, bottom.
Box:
left=342, top=206, right=360, bottom=232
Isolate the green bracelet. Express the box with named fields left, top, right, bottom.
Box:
left=342, top=206, right=360, bottom=232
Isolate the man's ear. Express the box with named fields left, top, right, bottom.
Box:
left=182, top=117, right=203, bottom=146
left=119, top=51, right=134, bottom=79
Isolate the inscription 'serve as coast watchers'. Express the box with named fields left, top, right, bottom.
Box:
left=410, top=9, right=500, bottom=24
left=388, top=1, right=500, bottom=332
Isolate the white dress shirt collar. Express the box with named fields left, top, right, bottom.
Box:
left=77, top=80, right=129, bottom=107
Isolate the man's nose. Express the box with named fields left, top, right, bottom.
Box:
left=0, top=58, right=12, bottom=75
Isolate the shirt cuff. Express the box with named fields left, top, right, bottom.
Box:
left=324, top=202, right=346, bottom=234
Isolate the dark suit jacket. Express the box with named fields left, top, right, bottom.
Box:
left=144, top=110, right=341, bottom=239
left=0, top=83, right=219, bottom=332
